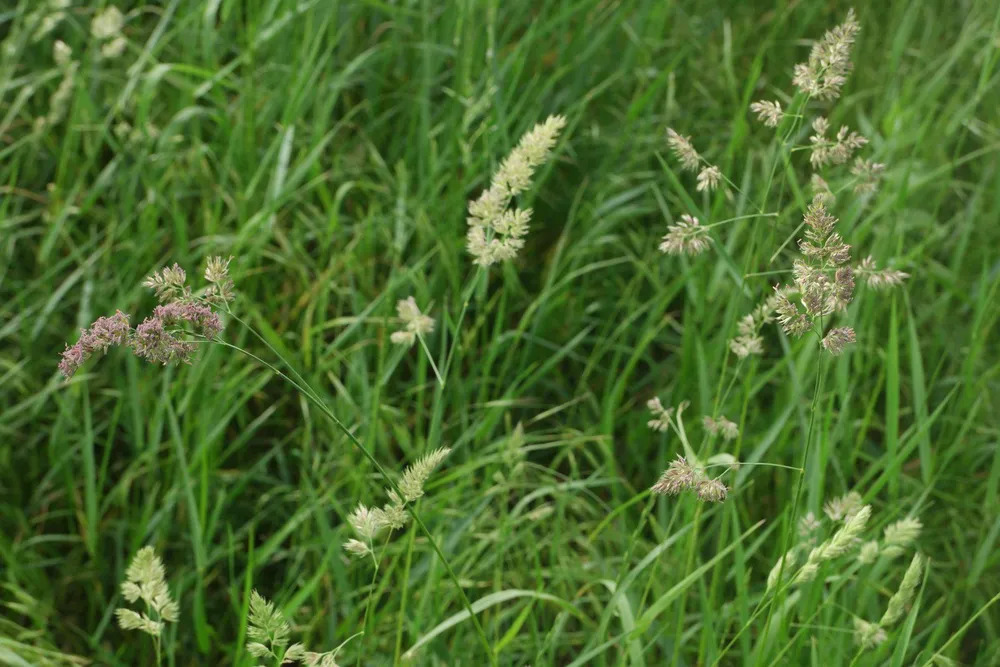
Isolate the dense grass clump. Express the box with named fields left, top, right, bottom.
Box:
left=1, top=1, right=999, bottom=665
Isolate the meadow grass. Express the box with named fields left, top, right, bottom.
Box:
left=1, top=0, right=999, bottom=664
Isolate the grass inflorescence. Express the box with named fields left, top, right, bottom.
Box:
left=1, top=1, right=999, bottom=665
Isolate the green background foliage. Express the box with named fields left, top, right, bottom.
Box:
left=2, top=0, right=998, bottom=664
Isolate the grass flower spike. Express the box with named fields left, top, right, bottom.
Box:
left=651, top=456, right=728, bottom=503
left=59, top=258, right=230, bottom=378
left=342, top=449, right=452, bottom=560
left=773, top=195, right=857, bottom=355
left=115, top=546, right=178, bottom=663
left=91, top=6, right=125, bottom=40
left=879, top=553, right=924, bottom=626
left=390, top=297, right=434, bottom=346
left=659, top=214, right=710, bottom=256
left=466, top=114, right=566, bottom=266
left=703, top=415, right=739, bottom=440
left=795, top=504, right=871, bottom=583
left=823, top=491, right=863, bottom=521
left=855, top=553, right=925, bottom=651
left=853, top=618, right=887, bottom=649
left=856, top=256, right=909, bottom=289
left=646, top=397, right=674, bottom=432
left=809, top=117, right=868, bottom=169
left=696, top=165, right=722, bottom=192
left=792, top=8, right=861, bottom=100
left=58, top=311, right=131, bottom=378
left=750, top=100, right=784, bottom=127
left=246, top=590, right=305, bottom=662
left=881, top=517, right=923, bottom=558
left=398, top=447, right=451, bottom=502
left=666, top=128, right=701, bottom=171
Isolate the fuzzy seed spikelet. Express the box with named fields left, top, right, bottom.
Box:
left=881, top=517, right=922, bottom=558
left=343, top=539, right=370, bottom=559
left=696, top=165, right=722, bottom=192
left=204, top=255, right=235, bottom=304
left=247, top=590, right=293, bottom=660
left=651, top=456, right=698, bottom=496
left=646, top=397, right=674, bottom=432
left=810, top=118, right=868, bottom=169
left=116, top=546, right=178, bottom=638
left=857, top=256, right=909, bottom=289
left=824, top=491, right=864, bottom=521
left=703, top=415, right=739, bottom=440
left=659, top=214, right=710, bottom=256
left=729, top=294, right=779, bottom=357
left=795, top=504, right=871, bottom=584
left=53, top=40, right=72, bottom=67
left=59, top=311, right=132, bottom=378
left=398, top=447, right=451, bottom=502
left=750, top=100, right=784, bottom=127
left=852, top=158, right=886, bottom=194
left=143, top=264, right=189, bottom=302
left=666, top=128, right=700, bottom=171
left=853, top=618, right=887, bottom=649
left=391, top=297, right=435, bottom=347
left=798, top=512, right=821, bottom=537
left=858, top=540, right=880, bottom=564
left=347, top=504, right=386, bottom=542
left=695, top=478, right=728, bottom=502
left=880, top=553, right=924, bottom=627
left=767, top=549, right=799, bottom=591
left=466, top=115, right=566, bottom=266
left=91, top=6, right=124, bottom=40
left=821, top=326, right=856, bottom=356
left=651, top=455, right=728, bottom=503
left=774, top=287, right=812, bottom=338
left=792, top=9, right=861, bottom=100
left=774, top=196, right=858, bottom=352
left=821, top=504, right=871, bottom=560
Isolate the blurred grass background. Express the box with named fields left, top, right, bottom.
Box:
left=1, top=0, right=999, bottom=664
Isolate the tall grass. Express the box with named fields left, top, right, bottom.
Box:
left=1, top=1, right=999, bottom=665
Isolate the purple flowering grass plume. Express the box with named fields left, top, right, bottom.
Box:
left=58, top=310, right=131, bottom=378
left=58, top=257, right=233, bottom=379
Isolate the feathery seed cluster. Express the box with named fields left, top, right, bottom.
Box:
left=809, top=117, right=868, bottom=170
left=729, top=292, right=781, bottom=358
left=466, top=115, right=566, bottom=266
left=856, top=256, right=909, bottom=289
left=854, top=553, right=925, bottom=650
left=658, top=214, right=710, bottom=257
left=90, top=6, right=128, bottom=59
left=245, top=590, right=352, bottom=665
left=773, top=195, right=857, bottom=356
left=702, top=415, right=739, bottom=440
left=791, top=8, right=861, bottom=100
left=390, top=297, right=435, bottom=346
left=823, top=491, right=864, bottom=521
left=667, top=128, right=725, bottom=195
left=115, top=547, right=179, bottom=639
left=651, top=456, right=729, bottom=503
left=343, top=448, right=452, bottom=559
left=749, top=100, right=784, bottom=127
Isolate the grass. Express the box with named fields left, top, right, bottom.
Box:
left=1, top=0, right=999, bottom=664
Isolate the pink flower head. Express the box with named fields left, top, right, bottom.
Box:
left=58, top=311, right=131, bottom=378
left=132, top=303, right=223, bottom=366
